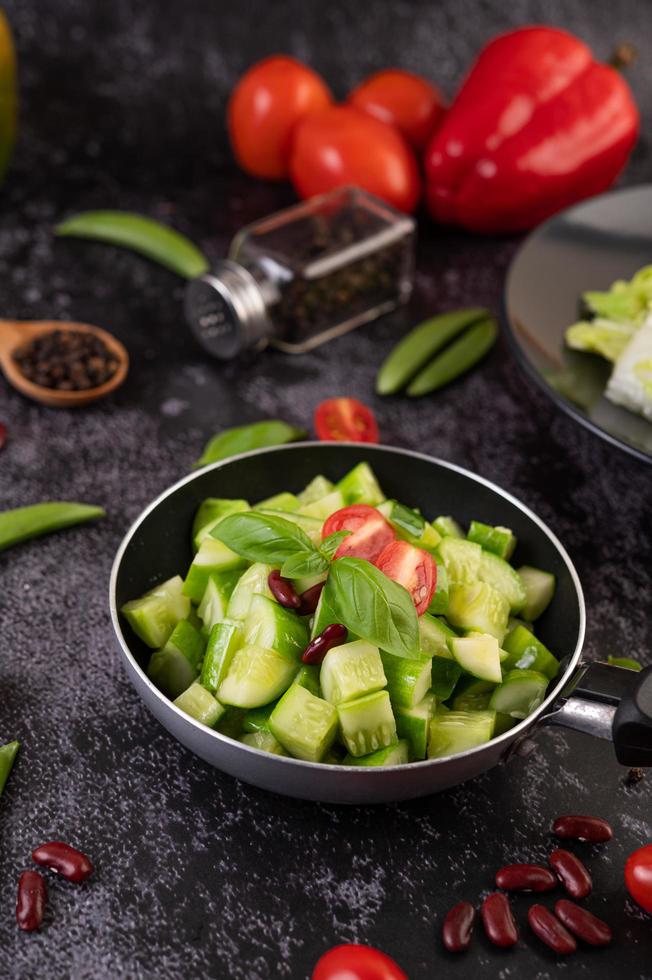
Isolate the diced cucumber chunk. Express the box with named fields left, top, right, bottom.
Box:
left=379, top=500, right=442, bottom=555
left=242, top=701, right=277, bottom=733
left=257, top=509, right=323, bottom=546
left=467, top=520, right=516, bottom=560
left=226, top=562, right=275, bottom=620
left=217, top=644, right=297, bottom=708
left=293, top=570, right=328, bottom=595
left=451, top=677, right=496, bottom=712
left=147, top=618, right=205, bottom=699
left=121, top=575, right=190, bottom=649
left=507, top=616, right=534, bottom=637
left=254, top=491, right=299, bottom=512
left=428, top=710, right=496, bottom=759
left=200, top=620, right=244, bottom=693
left=418, top=612, right=453, bottom=657
left=494, top=712, right=518, bottom=736
left=320, top=640, right=386, bottom=705
left=183, top=537, right=247, bottom=602
left=173, top=682, right=225, bottom=728
left=298, top=489, right=345, bottom=520
left=517, top=566, right=556, bottom=621
left=427, top=564, right=449, bottom=614
left=197, top=570, right=242, bottom=632
left=432, top=515, right=463, bottom=539
left=430, top=655, right=462, bottom=699
left=297, top=475, right=334, bottom=505
left=192, top=498, right=249, bottom=551
left=447, top=581, right=510, bottom=642
left=294, top=664, right=322, bottom=697
left=243, top=594, right=308, bottom=659
left=215, top=706, right=246, bottom=739
left=337, top=462, right=385, bottom=506
left=489, top=669, right=549, bottom=719
left=380, top=650, right=432, bottom=708
left=240, top=730, right=288, bottom=755
left=343, top=739, right=410, bottom=766
left=269, top=684, right=338, bottom=762
left=395, top=694, right=435, bottom=760
left=436, top=537, right=482, bottom=585
left=449, top=633, right=502, bottom=684
left=501, top=625, right=560, bottom=681
left=337, top=690, right=397, bottom=758
left=607, top=655, right=642, bottom=671
left=478, top=551, right=526, bottom=613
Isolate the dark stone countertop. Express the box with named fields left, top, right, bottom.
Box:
left=1, top=1, right=651, bottom=977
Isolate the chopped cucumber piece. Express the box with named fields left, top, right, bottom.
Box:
left=269, top=684, right=338, bottom=762
left=502, top=625, right=560, bottom=681
left=449, top=633, right=502, bottom=683
left=197, top=570, right=242, bottom=632
left=293, top=570, right=328, bottom=595
left=395, top=693, right=435, bottom=760
left=257, top=509, right=323, bottom=546
left=121, top=575, right=190, bottom=649
left=478, top=551, right=526, bottom=613
left=418, top=612, right=454, bottom=657
left=243, top=594, right=308, bottom=659
left=320, top=639, right=386, bottom=705
left=226, top=562, right=275, bottom=620
left=378, top=500, right=442, bottom=555
left=200, top=620, right=244, bottom=693
left=343, top=740, right=410, bottom=766
left=607, top=655, right=642, bottom=671
left=240, top=730, right=288, bottom=755
left=517, top=566, right=556, bottom=621
left=294, top=664, right=322, bottom=697
left=447, top=581, right=510, bottom=642
left=242, top=701, right=277, bottom=733
left=489, top=669, right=549, bottom=719
left=380, top=650, right=432, bottom=708
left=173, top=682, right=225, bottom=728
left=432, top=515, right=463, bottom=539
left=217, top=644, right=297, bottom=708
left=297, top=475, right=334, bottom=505
left=254, top=491, right=299, bottom=512
left=183, top=537, right=247, bottom=602
left=494, top=712, right=518, bottom=736
left=507, top=616, right=534, bottom=637
left=452, top=677, right=495, bottom=712
left=215, top=706, right=246, bottom=739
left=337, top=462, right=385, bottom=506
left=427, top=564, right=449, bottom=614
left=298, top=489, right=345, bottom=520
left=436, top=537, right=482, bottom=585
left=467, top=520, right=516, bottom=560
left=430, top=655, right=462, bottom=699
left=428, top=710, right=496, bottom=759
left=337, top=690, right=397, bottom=758
left=192, top=498, right=249, bottom=551
left=147, top=618, right=205, bottom=699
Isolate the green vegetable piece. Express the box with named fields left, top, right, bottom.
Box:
left=173, top=682, right=225, bottom=727
left=380, top=650, right=432, bottom=708
left=427, top=564, right=449, bottom=615
left=449, top=633, right=502, bottom=684
left=297, top=475, right=334, bottom=505
left=239, top=731, right=288, bottom=755
left=430, top=655, right=462, bottom=699
left=200, top=620, right=244, bottom=693
left=192, top=498, right=250, bottom=551
left=293, top=664, right=322, bottom=698
left=227, top=563, right=275, bottom=620
left=478, top=551, right=527, bottom=613
left=407, top=316, right=497, bottom=396
left=494, top=713, right=518, bottom=736
left=242, top=702, right=277, bottom=734
left=565, top=318, right=636, bottom=362
left=214, top=510, right=317, bottom=564
left=447, top=581, right=510, bottom=643
left=607, top=656, right=642, bottom=671
left=243, top=594, right=308, bottom=660
left=452, top=677, right=495, bottom=712
left=337, top=690, right=397, bottom=758
left=379, top=499, right=425, bottom=537
left=336, top=463, right=385, bottom=506
left=256, top=509, right=323, bottom=547
left=432, top=515, right=463, bottom=539
left=394, top=694, right=435, bottom=760
left=183, top=537, right=246, bottom=602
left=436, top=537, right=482, bottom=585
left=376, top=308, right=490, bottom=395
left=501, top=625, right=560, bottom=681
left=194, top=420, right=305, bottom=469
left=197, top=570, right=242, bottom=633
left=254, top=492, right=299, bottom=512
left=319, top=531, right=352, bottom=561
left=269, top=684, right=338, bottom=762
left=215, top=707, right=246, bottom=739
left=217, top=644, right=297, bottom=708
left=147, top=619, right=205, bottom=699
left=489, top=669, right=549, bottom=719
left=280, top=550, right=329, bottom=581
left=0, top=740, right=19, bottom=798
left=467, top=520, right=516, bottom=560
left=320, top=639, right=386, bottom=705
left=343, top=740, right=410, bottom=766
left=121, top=575, right=190, bottom=649
left=0, top=501, right=104, bottom=552
left=418, top=612, right=455, bottom=657
left=428, top=710, right=496, bottom=758
left=517, top=566, right=556, bottom=621
left=298, top=490, right=345, bottom=521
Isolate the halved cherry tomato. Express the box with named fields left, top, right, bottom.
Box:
left=349, top=69, right=446, bottom=150
left=290, top=105, right=421, bottom=213
left=625, top=844, right=652, bottom=914
left=375, top=540, right=437, bottom=614
left=228, top=56, right=332, bottom=180
left=312, top=944, right=408, bottom=980
left=323, top=505, right=395, bottom=563
left=315, top=398, right=379, bottom=444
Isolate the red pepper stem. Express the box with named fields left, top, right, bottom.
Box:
left=609, top=42, right=637, bottom=71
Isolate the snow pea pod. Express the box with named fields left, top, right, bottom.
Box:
left=0, top=740, right=19, bottom=798
left=0, top=502, right=105, bottom=552
left=56, top=211, right=209, bottom=279
left=376, top=308, right=489, bottom=395
left=406, top=316, right=497, bottom=396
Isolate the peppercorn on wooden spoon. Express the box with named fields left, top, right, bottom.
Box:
left=0, top=319, right=129, bottom=407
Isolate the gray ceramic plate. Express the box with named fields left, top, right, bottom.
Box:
left=504, top=184, right=652, bottom=463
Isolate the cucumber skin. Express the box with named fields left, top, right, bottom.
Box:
left=489, top=669, right=549, bottom=719
left=517, top=566, right=556, bottom=621
left=293, top=664, right=322, bottom=698
left=183, top=543, right=246, bottom=602
left=427, top=564, right=449, bottom=615
left=121, top=576, right=190, bottom=649
left=336, top=463, right=385, bottom=507
left=343, top=740, right=410, bottom=766
left=200, top=620, right=243, bottom=694
left=192, top=498, right=250, bottom=551
left=467, top=521, right=516, bottom=560
left=380, top=650, right=432, bottom=709
left=395, top=696, right=434, bottom=760
left=243, top=593, right=309, bottom=660
left=242, top=702, right=277, bottom=734
left=502, top=625, right=560, bottom=681
left=226, top=563, right=275, bottom=620
left=430, top=656, right=462, bottom=700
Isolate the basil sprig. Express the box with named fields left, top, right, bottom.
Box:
left=194, top=420, right=305, bottom=469
left=212, top=511, right=316, bottom=563
left=279, top=530, right=352, bottom=580
left=319, top=531, right=351, bottom=560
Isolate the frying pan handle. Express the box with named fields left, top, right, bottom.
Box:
left=540, top=662, right=652, bottom=766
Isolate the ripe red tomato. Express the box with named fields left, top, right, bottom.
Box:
left=228, top=56, right=332, bottom=180
left=290, top=106, right=421, bottom=213
left=312, top=944, right=408, bottom=980
left=625, top=844, right=652, bottom=914
left=323, top=505, right=396, bottom=563
left=375, top=540, right=437, bottom=614
left=315, top=398, right=379, bottom=444
left=349, top=69, right=446, bottom=150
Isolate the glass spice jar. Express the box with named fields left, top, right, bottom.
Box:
left=185, top=186, right=415, bottom=358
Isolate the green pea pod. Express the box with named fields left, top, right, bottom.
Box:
left=194, top=420, right=306, bottom=469
left=0, top=740, right=19, bottom=798
left=0, top=502, right=105, bottom=552
left=376, top=308, right=490, bottom=395
left=56, top=211, right=209, bottom=280
left=406, top=316, right=498, bottom=397
left=607, top=655, right=642, bottom=671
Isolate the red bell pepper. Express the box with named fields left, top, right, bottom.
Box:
left=424, top=26, right=639, bottom=233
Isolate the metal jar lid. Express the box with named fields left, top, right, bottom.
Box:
left=184, top=260, right=272, bottom=359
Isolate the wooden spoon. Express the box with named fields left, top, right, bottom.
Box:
left=0, top=320, right=129, bottom=408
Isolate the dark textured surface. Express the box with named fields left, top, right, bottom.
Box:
left=1, top=1, right=651, bottom=977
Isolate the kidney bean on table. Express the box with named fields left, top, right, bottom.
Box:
left=495, top=863, right=557, bottom=892
left=267, top=571, right=301, bottom=609
left=549, top=849, right=592, bottom=899
left=16, top=871, right=47, bottom=931
left=442, top=901, right=476, bottom=952
left=32, top=841, right=93, bottom=883
left=302, top=624, right=347, bottom=665
left=554, top=899, right=613, bottom=946
left=553, top=815, right=613, bottom=843
left=481, top=892, right=518, bottom=948
left=297, top=580, right=325, bottom=616
left=527, top=904, right=577, bottom=954
left=0, top=422, right=6, bottom=451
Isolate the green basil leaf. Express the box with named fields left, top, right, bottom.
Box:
left=280, top=551, right=329, bottom=581
left=319, top=530, right=352, bottom=561
left=212, top=511, right=316, bottom=563
left=325, top=557, right=419, bottom=658
left=194, top=420, right=306, bottom=469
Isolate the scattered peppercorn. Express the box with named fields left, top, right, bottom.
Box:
left=12, top=330, right=119, bottom=391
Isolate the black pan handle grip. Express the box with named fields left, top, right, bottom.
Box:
left=613, top=665, right=652, bottom=767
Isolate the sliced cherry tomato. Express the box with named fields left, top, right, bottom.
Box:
left=290, top=105, right=421, bottom=213
left=228, top=56, right=332, bottom=180
left=349, top=69, right=446, bottom=150
left=625, top=844, right=652, bottom=914
left=312, top=944, right=408, bottom=980
left=375, top=540, right=437, bottom=614
left=323, top=505, right=395, bottom=563
left=315, top=398, right=379, bottom=444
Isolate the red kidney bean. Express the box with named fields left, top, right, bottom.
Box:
left=495, top=863, right=557, bottom=892
left=554, top=899, right=612, bottom=946
left=527, top=904, right=577, bottom=954
left=442, top=901, right=476, bottom=952
left=481, top=892, right=518, bottom=948
left=549, top=849, right=592, bottom=899
left=16, top=871, right=47, bottom=931
left=296, top=580, right=325, bottom=616
left=552, top=815, right=613, bottom=843
left=268, top=571, right=301, bottom=609
left=32, top=841, right=93, bottom=883
left=0, top=422, right=6, bottom=451
left=301, top=623, right=348, bottom=665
